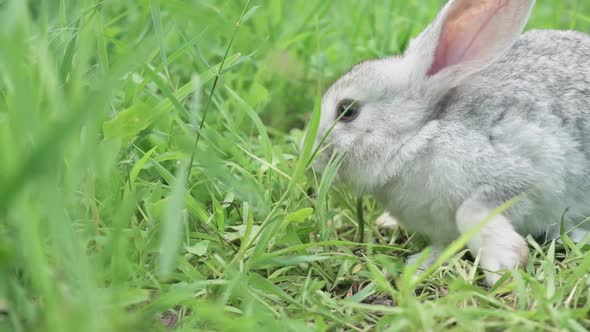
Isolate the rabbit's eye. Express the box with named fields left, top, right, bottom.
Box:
left=336, top=100, right=360, bottom=122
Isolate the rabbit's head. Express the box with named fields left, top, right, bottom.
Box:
left=314, top=0, right=535, bottom=193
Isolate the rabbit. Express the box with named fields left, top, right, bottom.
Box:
left=312, top=0, right=590, bottom=286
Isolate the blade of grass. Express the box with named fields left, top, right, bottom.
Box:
left=149, top=0, right=169, bottom=81
left=235, top=91, right=323, bottom=265
left=185, top=0, right=253, bottom=186
left=129, top=146, right=158, bottom=189
left=144, top=64, right=188, bottom=117
left=0, top=35, right=158, bottom=213
left=158, top=162, right=188, bottom=280
left=59, top=19, right=80, bottom=83
left=357, top=197, right=365, bottom=243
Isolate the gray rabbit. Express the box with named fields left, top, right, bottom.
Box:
left=313, top=0, right=590, bottom=285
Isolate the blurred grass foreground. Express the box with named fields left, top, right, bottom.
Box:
left=1, top=1, right=590, bottom=331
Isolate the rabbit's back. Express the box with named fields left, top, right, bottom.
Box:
left=433, top=30, right=590, bottom=239
left=460, top=30, right=590, bottom=124
left=458, top=30, right=590, bottom=167
left=488, top=29, right=589, bottom=114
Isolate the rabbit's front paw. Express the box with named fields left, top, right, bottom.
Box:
left=375, top=212, right=399, bottom=230
left=456, top=191, right=529, bottom=286
left=478, top=237, right=529, bottom=285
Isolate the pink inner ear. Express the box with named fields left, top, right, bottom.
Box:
left=427, top=0, right=510, bottom=76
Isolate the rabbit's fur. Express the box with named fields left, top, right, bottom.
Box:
left=314, top=0, right=590, bottom=285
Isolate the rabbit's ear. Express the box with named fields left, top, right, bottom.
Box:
left=407, top=0, right=535, bottom=86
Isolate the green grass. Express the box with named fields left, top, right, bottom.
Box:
left=1, top=0, right=590, bottom=331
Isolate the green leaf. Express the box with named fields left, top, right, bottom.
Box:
left=239, top=202, right=253, bottom=254
left=102, top=103, right=156, bottom=141
left=59, top=19, right=80, bottom=83
left=116, top=288, right=152, bottom=308
left=129, top=146, right=157, bottom=187
left=102, top=53, right=242, bottom=142
left=144, top=64, right=188, bottom=118
left=254, top=255, right=330, bottom=267
left=185, top=240, right=209, bottom=257
left=287, top=93, right=321, bottom=193
left=314, top=151, right=345, bottom=239
left=350, top=282, right=376, bottom=303
left=158, top=163, right=187, bottom=279
left=150, top=0, right=168, bottom=75
left=248, top=82, right=271, bottom=106
left=286, top=207, right=314, bottom=223
left=225, top=85, right=272, bottom=163
left=224, top=225, right=261, bottom=243
left=241, top=5, right=261, bottom=23
left=213, top=198, right=225, bottom=232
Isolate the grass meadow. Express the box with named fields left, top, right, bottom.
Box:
left=1, top=0, right=590, bottom=331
